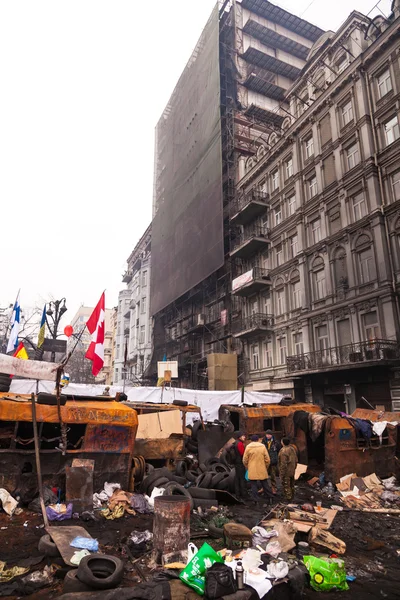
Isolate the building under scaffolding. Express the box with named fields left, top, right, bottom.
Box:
left=150, top=0, right=324, bottom=389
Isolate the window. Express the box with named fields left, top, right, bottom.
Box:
left=392, top=172, right=400, bottom=201
left=271, top=170, right=280, bottom=191
left=377, top=69, right=392, bottom=99
left=278, top=337, right=287, bottom=365
left=308, top=176, right=318, bottom=199
left=140, top=325, right=145, bottom=344
left=277, top=290, right=285, bottom=315
left=341, top=100, right=353, bottom=125
left=290, top=234, right=298, bottom=258
left=285, top=157, right=293, bottom=179
left=293, top=332, right=303, bottom=355
left=251, top=344, right=260, bottom=370
left=352, top=193, right=367, bottom=221
left=274, top=205, right=282, bottom=226
left=141, top=297, right=146, bottom=313
left=311, top=218, right=321, bottom=244
left=316, top=325, right=329, bottom=353
left=305, top=136, right=314, bottom=159
left=336, top=54, right=349, bottom=74
left=314, top=268, right=326, bottom=300
left=333, top=247, right=348, bottom=286
left=276, top=244, right=283, bottom=266
left=292, top=280, right=301, bottom=309
left=142, top=271, right=147, bottom=286
left=264, top=341, right=273, bottom=368
left=363, top=311, right=380, bottom=341
left=288, top=195, right=296, bottom=215
left=358, top=248, right=375, bottom=283
left=384, top=116, right=400, bottom=146
left=262, top=293, right=271, bottom=315
left=346, top=143, right=360, bottom=170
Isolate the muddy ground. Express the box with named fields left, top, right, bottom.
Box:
left=0, top=482, right=399, bottom=600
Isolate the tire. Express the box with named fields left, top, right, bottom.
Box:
left=207, top=524, right=224, bottom=539
left=144, top=463, right=155, bottom=476
left=0, top=384, right=11, bottom=393
left=141, top=468, right=172, bottom=494
left=63, top=570, right=94, bottom=593
left=204, top=458, right=221, bottom=469
left=195, top=472, right=213, bottom=489
left=210, top=464, right=230, bottom=474
left=188, top=487, right=216, bottom=500
left=172, top=400, right=188, bottom=407
left=38, top=534, right=61, bottom=558
left=170, top=474, right=187, bottom=485
left=147, top=477, right=170, bottom=495
left=227, top=468, right=236, bottom=493
left=161, top=483, right=194, bottom=510
left=191, top=421, right=203, bottom=441
left=37, top=392, right=67, bottom=406
left=199, top=463, right=207, bottom=473
left=175, top=460, right=188, bottom=478
left=77, top=555, right=124, bottom=590
left=186, top=469, right=199, bottom=483
left=211, top=472, right=227, bottom=488
left=193, top=499, right=219, bottom=510
left=216, top=473, right=230, bottom=491
left=186, top=441, right=198, bottom=453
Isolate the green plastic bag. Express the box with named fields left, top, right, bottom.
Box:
left=303, top=555, right=349, bottom=592
left=180, top=542, right=224, bottom=595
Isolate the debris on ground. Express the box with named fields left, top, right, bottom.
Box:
left=0, top=489, right=18, bottom=517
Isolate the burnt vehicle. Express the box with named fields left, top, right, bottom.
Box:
left=0, top=393, right=138, bottom=493
left=219, top=403, right=398, bottom=482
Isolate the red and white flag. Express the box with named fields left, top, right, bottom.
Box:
left=85, top=292, right=105, bottom=376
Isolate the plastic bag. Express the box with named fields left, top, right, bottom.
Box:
left=265, top=540, right=282, bottom=558
left=266, top=560, right=289, bottom=580
left=70, top=536, right=99, bottom=552
left=245, top=470, right=249, bottom=481
left=187, top=543, right=198, bottom=564
left=46, top=503, right=73, bottom=521
left=180, top=542, right=224, bottom=595
left=70, top=549, right=90, bottom=565
left=303, top=555, right=349, bottom=592
left=252, top=526, right=278, bottom=547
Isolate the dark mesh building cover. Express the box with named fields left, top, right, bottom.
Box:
left=151, top=4, right=223, bottom=316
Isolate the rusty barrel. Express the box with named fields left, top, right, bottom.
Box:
left=153, top=495, right=191, bottom=565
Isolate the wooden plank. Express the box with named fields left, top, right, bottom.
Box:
left=0, top=354, right=60, bottom=381
left=47, top=526, right=93, bottom=566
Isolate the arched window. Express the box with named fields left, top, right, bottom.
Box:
left=257, top=145, right=266, bottom=160
left=332, top=247, right=348, bottom=287
left=282, top=117, right=291, bottom=131
left=245, top=157, right=255, bottom=173
left=275, top=278, right=285, bottom=315
left=269, top=133, right=278, bottom=146
left=355, top=234, right=376, bottom=284
left=290, top=269, right=301, bottom=310
left=312, top=256, right=326, bottom=301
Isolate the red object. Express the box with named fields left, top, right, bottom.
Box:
left=85, top=293, right=105, bottom=376
left=64, top=325, right=74, bottom=338
left=237, top=441, right=245, bottom=457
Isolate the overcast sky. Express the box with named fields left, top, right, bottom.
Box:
left=0, top=0, right=392, bottom=324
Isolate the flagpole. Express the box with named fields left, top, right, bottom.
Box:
left=5, top=289, right=20, bottom=342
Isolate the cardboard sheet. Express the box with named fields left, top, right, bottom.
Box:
left=136, top=409, right=182, bottom=439
left=295, top=464, right=308, bottom=480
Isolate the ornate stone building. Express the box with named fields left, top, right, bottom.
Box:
left=235, top=6, right=400, bottom=411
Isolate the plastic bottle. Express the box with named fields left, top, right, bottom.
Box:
left=236, top=561, right=244, bottom=590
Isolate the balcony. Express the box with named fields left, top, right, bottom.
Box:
left=230, top=226, right=270, bottom=260
left=287, top=340, right=400, bottom=374
left=232, top=313, right=274, bottom=338
left=231, top=190, right=269, bottom=226
left=122, top=271, right=133, bottom=283
left=232, top=267, right=271, bottom=297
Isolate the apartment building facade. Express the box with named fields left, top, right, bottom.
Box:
left=114, top=225, right=152, bottom=386
left=234, top=8, right=400, bottom=411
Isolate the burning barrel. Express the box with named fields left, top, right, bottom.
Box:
left=153, top=495, right=191, bottom=565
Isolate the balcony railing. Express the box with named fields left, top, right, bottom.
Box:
left=122, top=271, right=133, bottom=283
left=232, top=267, right=271, bottom=296
left=231, top=190, right=269, bottom=225
left=287, top=339, right=400, bottom=373
left=232, top=312, right=274, bottom=337
left=230, top=226, right=270, bottom=259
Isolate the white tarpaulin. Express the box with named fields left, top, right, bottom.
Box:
left=9, top=380, right=283, bottom=423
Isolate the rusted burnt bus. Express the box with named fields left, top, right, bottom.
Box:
left=124, top=402, right=203, bottom=465
left=0, top=394, right=138, bottom=492
left=352, top=408, right=400, bottom=457
left=219, top=403, right=397, bottom=482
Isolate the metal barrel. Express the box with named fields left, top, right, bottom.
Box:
left=153, top=495, right=191, bottom=565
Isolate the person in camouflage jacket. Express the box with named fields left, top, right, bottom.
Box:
left=278, top=438, right=298, bottom=501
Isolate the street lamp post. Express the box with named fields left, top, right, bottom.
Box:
left=46, top=298, right=68, bottom=362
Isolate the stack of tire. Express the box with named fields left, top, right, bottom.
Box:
left=38, top=536, right=124, bottom=593
left=0, top=373, right=11, bottom=393
left=184, top=420, right=203, bottom=455
left=140, top=456, right=236, bottom=510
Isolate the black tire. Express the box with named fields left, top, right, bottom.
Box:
left=170, top=474, right=187, bottom=485
left=191, top=421, right=203, bottom=441
left=37, top=392, right=67, bottom=406
left=144, top=463, right=155, bottom=476
left=186, top=469, right=199, bottom=483
left=38, top=534, right=61, bottom=558
left=175, top=460, right=188, bottom=478
left=147, top=477, right=170, bottom=495
left=188, top=487, right=216, bottom=500
left=77, top=555, right=124, bottom=590
left=193, top=498, right=219, bottom=510
left=195, top=472, right=213, bottom=489
left=210, top=464, right=230, bottom=474
left=172, top=400, right=188, bottom=407
left=204, top=458, right=221, bottom=469
left=63, top=570, right=94, bottom=593
left=207, top=524, right=224, bottom=539
left=0, top=384, right=11, bottom=393
left=219, top=450, right=230, bottom=467
left=141, top=468, right=172, bottom=494
left=216, top=473, right=230, bottom=491
left=161, top=483, right=194, bottom=510
left=227, top=467, right=236, bottom=492
left=199, top=463, right=207, bottom=473
left=186, top=441, right=198, bottom=453
left=211, top=472, right=227, bottom=488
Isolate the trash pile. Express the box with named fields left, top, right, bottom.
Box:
left=336, top=473, right=400, bottom=510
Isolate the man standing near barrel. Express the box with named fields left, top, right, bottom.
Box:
left=262, top=429, right=281, bottom=494
left=243, top=434, right=274, bottom=502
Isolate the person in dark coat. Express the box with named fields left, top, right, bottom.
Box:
left=262, top=429, right=281, bottom=493
left=232, top=432, right=248, bottom=499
